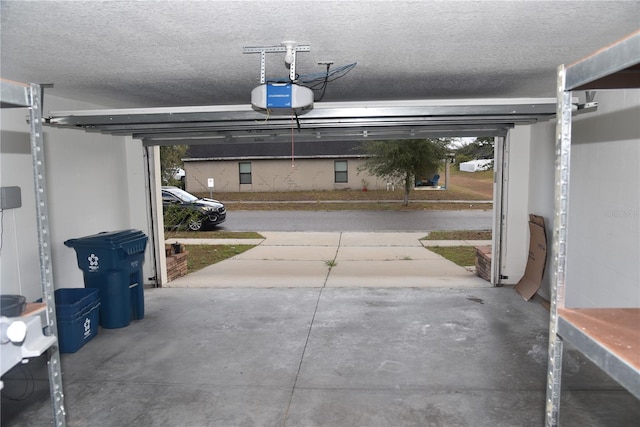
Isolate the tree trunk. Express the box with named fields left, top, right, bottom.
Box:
left=403, top=173, right=411, bottom=206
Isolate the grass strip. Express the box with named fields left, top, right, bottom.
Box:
left=165, top=231, right=264, bottom=239
left=428, top=246, right=477, bottom=267
left=224, top=202, right=491, bottom=211
left=184, top=244, right=256, bottom=273
left=423, top=230, right=492, bottom=240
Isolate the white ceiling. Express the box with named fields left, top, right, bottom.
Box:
left=2, top=1, right=639, bottom=109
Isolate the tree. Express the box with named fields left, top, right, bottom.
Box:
left=358, top=138, right=450, bottom=206
left=454, top=137, right=494, bottom=164
left=160, top=145, right=188, bottom=187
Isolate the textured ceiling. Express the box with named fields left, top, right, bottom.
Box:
left=1, top=1, right=639, bottom=109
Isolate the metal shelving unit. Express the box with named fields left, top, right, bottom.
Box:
left=1, top=79, right=66, bottom=426
left=546, top=30, right=640, bottom=426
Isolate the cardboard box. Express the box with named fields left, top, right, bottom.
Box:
left=515, top=214, right=547, bottom=301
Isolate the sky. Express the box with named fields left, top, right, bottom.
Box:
left=449, top=137, right=476, bottom=148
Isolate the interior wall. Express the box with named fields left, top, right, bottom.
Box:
left=0, top=128, right=40, bottom=300
left=0, top=94, right=150, bottom=302
left=123, top=136, right=157, bottom=285
left=524, top=89, right=640, bottom=306
left=527, top=120, right=556, bottom=300
left=564, top=89, right=640, bottom=308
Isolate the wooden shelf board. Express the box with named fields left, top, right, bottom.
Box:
left=558, top=308, right=640, bottom=370
left=21, top=302, right=47, bottom=317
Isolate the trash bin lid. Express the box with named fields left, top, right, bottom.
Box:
left=64, top=229, right=147, bottom=251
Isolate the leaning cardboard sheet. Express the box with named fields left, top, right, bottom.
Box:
left=515, top=214, right=547, bottom=301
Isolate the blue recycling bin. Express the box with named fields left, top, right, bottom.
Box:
left=64, top=230, right=148, bottom=329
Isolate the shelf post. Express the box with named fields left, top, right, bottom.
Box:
left=545, top=65, right=573, bottom=427
left=28, top=83, right=67, bottom=427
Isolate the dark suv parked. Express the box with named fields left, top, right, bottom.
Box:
left=161, top=186, right=226, bottom=231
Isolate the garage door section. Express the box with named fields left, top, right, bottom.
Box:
left=45, top=98, right=557, bottom=146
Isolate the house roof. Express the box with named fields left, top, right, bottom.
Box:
left=185, top=140, right=366, bottom=161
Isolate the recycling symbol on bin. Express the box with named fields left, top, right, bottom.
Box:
left=84, top=318, right=91, bottom=338
left=88, top=253, right=99, bottom=272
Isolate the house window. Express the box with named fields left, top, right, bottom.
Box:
left=239, top=162, right=252, bottom=184
left=334, top=160, right=348, bottom=183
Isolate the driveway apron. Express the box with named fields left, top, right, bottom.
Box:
left=165, top=232, right=490, bottom=288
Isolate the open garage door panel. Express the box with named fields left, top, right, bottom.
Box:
left=46, top=99, right=557, bottom=145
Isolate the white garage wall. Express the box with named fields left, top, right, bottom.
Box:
left=0, top=94, right=151, bottom=302
left=524, top=89, right=640, bottom=306
left=564, top=89, right=640, bottom=308
left=0, top=127, right=40, bottom=300
left=123, top=136, right=157, bottom=286
left=527, top=120, right=556, bottom=300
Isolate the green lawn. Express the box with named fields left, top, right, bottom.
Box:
left=165, top=230, right=263, bottom=240
left=428, top=246, right=478, bottom=267
left=423, top=230, right=492, bottom=240
left=184, top=244, right=256, bottom=273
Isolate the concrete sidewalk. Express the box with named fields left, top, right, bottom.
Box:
left=166, top=232, right=491, bottom=289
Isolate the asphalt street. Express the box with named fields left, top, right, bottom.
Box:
left=220, top=209, right=493, bottom=232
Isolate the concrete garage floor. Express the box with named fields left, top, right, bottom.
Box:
left=3, top=234, right=639, bottom=426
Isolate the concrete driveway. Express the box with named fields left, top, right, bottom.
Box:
left=165, top=232, right=492, bottom=289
